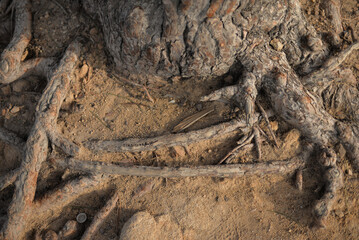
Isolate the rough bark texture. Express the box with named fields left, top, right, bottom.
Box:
left=0, top=0, right=358, bottom=238
left=84, top=0, right=359, bottom=168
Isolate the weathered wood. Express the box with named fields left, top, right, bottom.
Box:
left=85, top=112, right=273, bottom=153
left=81, top=189, right=120, bottom=240
left=0, top=41, right=82, bottom=240
left=312, top=149, right=343, bottom=228
left=59, top=157, right=305, bottom=178
left=86, top=118, right=248, bottom=153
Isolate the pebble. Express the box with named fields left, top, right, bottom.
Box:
left=58, top=220, right=79, bottom=239
left=10, top=106, right=21, bottom=114
left=269, top=121, right=279, bottom=132
left=171, top=146, right=186, bottom=158
left=270, top=39, right=283, bottom=51
left=335, top=143, right=346, bottom=160
left=79, top=64, right=89, bottom=79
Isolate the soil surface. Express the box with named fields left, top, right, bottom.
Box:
left=0, top=0, right=359, bottom=239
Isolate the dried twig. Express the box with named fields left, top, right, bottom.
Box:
left=256, top=102, right=279, bottom=147
left=172, top=108, right=215, bottom=133
left=143, top=86, right=155, bottom=103
left=218, top=133, right=254, bottom=165
left=58, top=157, right=306, bottom=178
left=81, top=189, right=120, bottom=240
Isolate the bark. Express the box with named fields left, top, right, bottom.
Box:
left=58, top=157, right=305, bottom=178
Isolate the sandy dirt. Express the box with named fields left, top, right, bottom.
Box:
left=0, top=0, right=359, bottom=239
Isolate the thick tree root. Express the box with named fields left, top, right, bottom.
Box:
left=312, top=148, right=343, bottom=228
left=0, top=0, right=55, bottom=84
left=0, top=41, right=82, bottom=240
left=58, top=157, right=305, bottom=178
left=81, top=189, right=120, bottom=240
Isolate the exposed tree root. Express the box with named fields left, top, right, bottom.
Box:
left=84, top=112, right=269, bottom=153
left=0, top=41, right=83, bottom=240
left=58, top=157, right=305, bottom=178
left=81, top=189, right=120, bottom=240
left=312, top=148, right=343, bottom=228
left=0, top=0, right=358, bottom=238
left=0, top=0, right=55, bottom=84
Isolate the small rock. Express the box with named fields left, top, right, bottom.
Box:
left=10, top=106, right=21, bottom=114
left=270, top=39, right=283, bottom=51
left=58, top=220, right=79, bottom=239
left=269, top=121, right=278, bottom=132
left=345, top=168, right=353, bottom=176
left=120, top=212, right=182, bottom=240
left=43, top=230, right=58, bottom=240
left=1, top=85, right=11, bottom=95
left=282, top=129, right=300, bottom=149
left=354, top=64, right=359, bottom=71
left=11, top=79, right=31, bottom=92
left=171, top=146, right=186, bottom=158
left=335, top=143, right=346, bottom=160
left=79, top=63, right=89, bottom=79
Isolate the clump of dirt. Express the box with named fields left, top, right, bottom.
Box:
left=0, top=0, right=359, bottom=239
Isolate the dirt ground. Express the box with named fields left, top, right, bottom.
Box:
left=1, top=0, right=359, bottom=239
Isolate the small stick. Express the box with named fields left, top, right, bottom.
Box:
left=254, top=127, right=261, bottom=160
left=81, top=190, right=120, bottom=240
left=143, top=86, right=155, bottom=103
left=295, top=168, right=303, bottom=191
left=218, top=133, right=254, bottom=165
left=172, top=108, right=215, bottom=133
left=256, top=102, right=279, bottom=147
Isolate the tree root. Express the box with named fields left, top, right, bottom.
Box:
left=81, top=189, right=120, bottom=240
left=0, top=0, right=55, bottom=84
left=58, top=157, right=305, bottom=178
left=84, top=112, right=271, bottom=153
left=312, top=148, right=343, bottom=228
left=0, top=41, right=83, bottom=240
